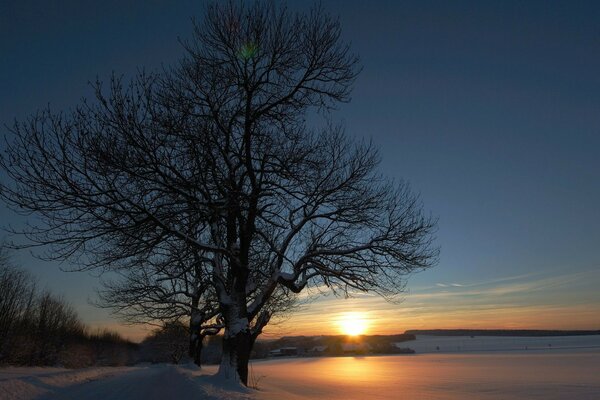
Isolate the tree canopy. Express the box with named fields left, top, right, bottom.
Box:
left=0, top=1, right=437, bottom=385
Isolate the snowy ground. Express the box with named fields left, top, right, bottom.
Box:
left=403, top=334, right=600, bottom=354
left=0, top=364, right=249, bottom=400
left=2, top=336, right=599, bottom=399
left=251, top=350, right=600, bottom=400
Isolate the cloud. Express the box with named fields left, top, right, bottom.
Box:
left=264, top=268, right=600, bottom=336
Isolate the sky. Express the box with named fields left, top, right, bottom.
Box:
left=1, top=0, right=599, bottom=341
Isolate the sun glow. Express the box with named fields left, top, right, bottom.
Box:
left=337, top=312, right=369, bottom=336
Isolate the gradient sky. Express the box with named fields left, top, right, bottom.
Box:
left=1, top=1, right=599, bottom=341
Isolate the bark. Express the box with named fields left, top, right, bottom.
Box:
left=219, top=328, right=253, bottom=385
left=217, top=312, right=267, bottom=386
left=189, top=296, right=203, bottom=367
left=217, top=291, right=253, bottom=385
left=189, top=333, right=203, bottom=367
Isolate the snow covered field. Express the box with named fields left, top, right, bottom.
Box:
left=2, top=336, right=599, bottom=400
left=404, top=334, right=600, bottom=354
left=251, top=350, right=600, bottom=399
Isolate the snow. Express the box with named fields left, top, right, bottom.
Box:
left=215, top=358, right=241, bottom=383
left=0, top=366, right=138, bottom=400
left=250, top=350, right=600, bottom=399
left=2, top=336, right=599, bottom=399
left=402, top=334, right=600, bottom=354
left=0, top=364, right=253, bottom=400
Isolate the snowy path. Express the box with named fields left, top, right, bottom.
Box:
left=37, top=366, right=207, bottom=400
left=0, top=365, right=246, bottom=400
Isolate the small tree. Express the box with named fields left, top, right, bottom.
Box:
left=142, top=321, right=189, bottom=364
left=0, top=2, right=437, bottom=385
left=95, top=240, right=297, bottom=367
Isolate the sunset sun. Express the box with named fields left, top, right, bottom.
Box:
left=338, top=312, right=369, bottom=336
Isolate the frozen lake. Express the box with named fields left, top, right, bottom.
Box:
left=251, top=349, right=600, bottom=399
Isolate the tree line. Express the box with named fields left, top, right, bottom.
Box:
left=0, top=247, right=137, bottom=367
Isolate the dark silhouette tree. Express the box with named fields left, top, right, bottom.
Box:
left=142, top=321, right=189, bottom=364
left=0, top=245, right=135, bottom=367
left=0, top=2, right=437, bottom=385
left=95, top=242, right=296, bottom=367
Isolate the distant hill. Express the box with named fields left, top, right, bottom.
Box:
left=250, top=334, right=417, bottom=359
left=405, top=329, right=600, bottom=337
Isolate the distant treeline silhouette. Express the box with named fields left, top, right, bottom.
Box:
left=253, top=334, right=417, bottom=358
left=168, top=333, right=419, bottom=364
left=0, top=249, right=137, bottom=367
left=405, top=329, right=600, bottom=337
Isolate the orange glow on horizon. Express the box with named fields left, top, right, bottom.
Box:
left=258, top=294, right=600, bottom=339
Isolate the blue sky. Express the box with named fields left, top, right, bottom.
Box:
left=1, top=1, right=599, bottom=339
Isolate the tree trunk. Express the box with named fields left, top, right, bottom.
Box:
left=219, top=328, right=253, bottom=386
left=189, top=297, right=202, bottom=367
left=217, top=247, right=257, bottom=385
left=217, top=292, right=254, bottom=385
left=189, top=333, right=203, bottom=367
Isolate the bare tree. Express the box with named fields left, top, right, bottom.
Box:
left=94, top=236, right=297, bottom=367
left=0, top=247, right=37, bottom=361
left=95, top=247, right=222, bottom=366
left=0, top=245, right=116, bottom=366
left=0, top=2, right=437, bottom=385
left=142, top=321, right=189, bottom=364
